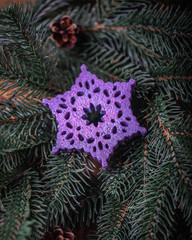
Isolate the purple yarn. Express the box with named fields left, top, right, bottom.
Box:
left=42, top=65, right=146, bottom=169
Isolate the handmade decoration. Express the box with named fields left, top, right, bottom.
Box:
left=42, top=65, right=146, bottom=169
left=50, top=16, right=79, bottom=48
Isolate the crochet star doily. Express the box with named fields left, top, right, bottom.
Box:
left=42, top=65, right=146, bottom=169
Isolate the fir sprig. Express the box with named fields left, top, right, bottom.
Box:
left=42, top=153, right=95, bottom=226
left=0, top=0, right=192, bottom=239
left=0, top=4, right=59, bottom=99
left=0, top=170, right=32, bottom=240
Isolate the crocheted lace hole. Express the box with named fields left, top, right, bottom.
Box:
left=93, top=87, right=100, bottom=93
left=78, top=134, right=84, bottom=141
left=87, top=137, right=94, bottom=143
left=117, top=110, right=123, bottom=118
left=91, top=79, right=95, bottom=84
left=56, top=110, right=62, bottom=113
left=70, top=140, right=74, bottom=145
left=65, top=112, right=70, bottom=120
left=111, top=119, right=115, bottom=123
left=98, top=141, right=103, bottom=150
left=113, top=86, right=117, bottom=91
left=120, top=121, right=128, bottom=127
left=114, top=102, right=121, bottom=108
left=103, top=89, right=109, bottom=97
left=71, top=97, right=75, bottom=105
left=66, top=133, right=73, bottom=139
left=122, top=129, right=127, bottom=133
left=126, top=117, right=131, bottom=121
left=82, top=103, right=105, bottom=127
left=77, top=91, right=84, bottom=96
left=107, top=100, right=111, bottom=104
left=79, top=82, right=83, bottom=87
left=112, top=126, right=117, bottom=134
left=114, top=91, right=121, bottom=97
left=73, top=108, right=77, bottom=111
left=59, top=104, right=67, bottom=109
left=93, top=146, right=96, bottom=152
left=85, top=81, right=90, bottom=89
left=76, top=126, right=81, bottom=131
left=88, top=94, right=92, bottom=98
left=105, top=144, right=109, bottom=149
left=121, top=95, right=126, bottom=99
left=96, top=132, right=100, bottom=137
left=61, top=131, right=66, bottom=135
left=61, top=98, right=66, bottom=102
left=66, top=122, right=73, bottom=129
left=103, top=134, right=111, bottom=139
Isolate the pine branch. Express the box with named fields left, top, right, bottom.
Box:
left=130, top=140, right=175, bottom=239
left=0, top=1, right=191, bottom=239
left=0, top=169, right=47, bottom=240
left=129, top=95, right=192, bottom=240
left=0, top=98, right=57, bottom=171
left=0, top=172, right=33, bottom=240
left=29, top=171, right=47, bottom=239
left=101, top=1, right=192, bottom=34
left=0, top=149, right=26, bottom=172
left=0, top=4, right=60, bottom=100
left=75, top=175, right=103, bottom=227
left=97, top=139, right=145, bottom=239
left=42, top=153, right=94, bottom=226
left=97, top=94, right=191, bottom=240
left=146, top=96, right=192, bottom=186
left=33, top=0, right=118, bottom=26
left=72, top=34, right=154, bottom=89
left=32, top=0, right=71, bottom=23
left=150, top=61, right=192, bottom=101
left=0, top=101, right=56, bottom=153
left=81, top=24, right=191, bottom=69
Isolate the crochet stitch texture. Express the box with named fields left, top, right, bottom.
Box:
left=42, top=65, right=146, bottom=169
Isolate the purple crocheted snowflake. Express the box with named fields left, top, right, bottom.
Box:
left=42, top=65, right=146, bottom=169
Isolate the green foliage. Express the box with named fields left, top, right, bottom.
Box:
left=0, top=0, right=192, bottom=240
left=97, top=140, right=145, bottom=240
left=0, top=3, right=59, bottom=99
left=0, top=170, right=33, bottom=240
left=42, top=153, right=95, bottom=226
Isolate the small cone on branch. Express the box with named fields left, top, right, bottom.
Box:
left=50, top=16, right=79, bottom=49
left=40, top=226, right=76, bottom=240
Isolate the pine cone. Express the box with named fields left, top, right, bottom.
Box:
left=40, top=226, right=76, bottom=240
left=50, top=16, right=79, bottom=49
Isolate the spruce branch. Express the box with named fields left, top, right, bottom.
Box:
left=32, top=0, right=71, bottom=23
left=0, top=173, right=33, bottom=240
left=0, top=103, right=56, bottom=153
left=97, top=140, right=145, bottom=239
left=42, top=153, right=94, bottom=226
left=0, top=0, right=191, bottom=239
left=0, top=169, right=46, bottom=240
left=150, top=61, right=192, bottom=101
left=146, top=95, right=192, bottom=187
left=100, top=1, right=192, bottom=33
left=72, top=34, right=154, bottom=89
left=97, top=93, right=191, bottom=240
left=0, top=3, right=60, bottom=101
left=0, top=98, right=57, bottom=171
left=29, top=171, right=47, bottom=239
left=129, top=95, right=192, bottom=239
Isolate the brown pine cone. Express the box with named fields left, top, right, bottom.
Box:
left=40, top=226, right=76, bottom=240
left=50, top=16, right=79, bottom=49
